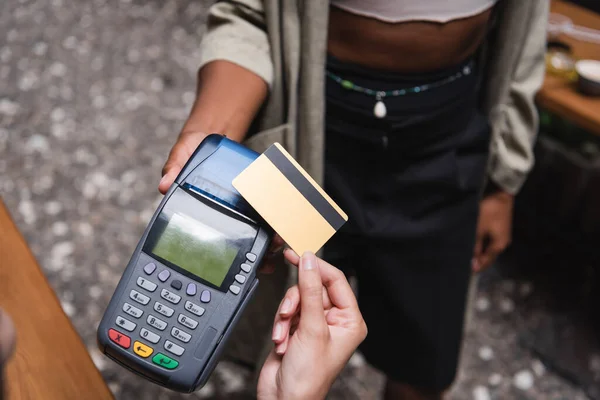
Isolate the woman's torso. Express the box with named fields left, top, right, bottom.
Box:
left=327, top=2, right=497, bottom=73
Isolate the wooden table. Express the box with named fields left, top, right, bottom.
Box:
left=0, top=200, right=113, bottom=400
left=537, top=1, right=600, bottom=135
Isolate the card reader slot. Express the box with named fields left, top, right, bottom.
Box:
left=105, top=345, right=169, bottom=385
left=182, top=183, right=258, bottom=225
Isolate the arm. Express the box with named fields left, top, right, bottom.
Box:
left=258, top=251, right=367, bottom=400
left=159, top=0, right=272, bottom=194
left=487, top=0, right=549, bottom=195
left=473, top=1, right=549, bottom=271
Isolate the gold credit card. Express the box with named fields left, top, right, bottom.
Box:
left=232, top=143, right=348, bottom=255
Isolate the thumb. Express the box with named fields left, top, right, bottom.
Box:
left=298, top=252, right=327, bottom=335
left=158, top=132, right=207, bottom=194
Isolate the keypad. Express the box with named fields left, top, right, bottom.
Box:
left=246, top=252, right=257, bottom=262
left=178, top=313, right=198, bottom=330
left=116, top=315, right=136, bottom=332
left=153, top=301, right=174, bottom=317
left=143, top=262, right=156, bottom=275
left=140, top=328, right=161, bottom=344
left=164, top=340, right=185, bottom=356
left=184, top=301, right=205, bottom=317
left=137, top=277, right=157, bottom=292
left=147, top=314, right=168, bottom=331
left=161, top=289, right=181, bottom=304
left=200, top=290, right=211, bottom=303
left=123, top=302, right=143, bottom=319
left=171, top=327, right=191, bottom=343
left=115, top=262, right=235, bottom=365
left=130, top=289, right=150, bottom=305
left=240, top=263, right=251, bottom=273
left=158, top=270, right=170, bottom=282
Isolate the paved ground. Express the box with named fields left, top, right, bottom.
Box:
left=0, top=0, right=595, bottom=399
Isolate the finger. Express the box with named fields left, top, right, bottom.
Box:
left=279, top=286, right=300, bottom=318
left=283, top=248, right=300, bottom=266
left=478, top=244, right=501, bottom=270
left=158, top=132, right=206, bottom=194
left=275, top=314, right=299, bottom=355
left=472, top=230, right=486, bottom=272
left=268, top=235, right=285, bottom=254
left=272, top=287, right=301, bottom=343
left=297, top=252, right=328, bottom=336
left=272, top=315, right=294, bottom=345
left=279, top=284, right=332, bottom=320
left=285, top=249, right=356, bottom=310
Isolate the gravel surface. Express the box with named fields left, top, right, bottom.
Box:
left=0, top=0, right=593, bottom=399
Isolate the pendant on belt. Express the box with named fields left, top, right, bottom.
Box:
left=374, top=91, right=387, bottom=119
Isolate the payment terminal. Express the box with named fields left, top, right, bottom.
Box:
left=97, top=134, right=272, bottom=392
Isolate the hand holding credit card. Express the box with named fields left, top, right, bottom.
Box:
left=232, top=143, right=348, bottom=255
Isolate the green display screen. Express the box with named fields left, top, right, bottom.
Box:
left=151, top=213, right=238, bottom=287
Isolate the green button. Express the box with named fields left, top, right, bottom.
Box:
left=152, top=353, right=179, bottom=370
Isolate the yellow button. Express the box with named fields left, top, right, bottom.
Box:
left=133, top=341, right=154, bottom=358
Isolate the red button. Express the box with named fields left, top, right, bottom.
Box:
left=109, top=328, right=131, bottom=349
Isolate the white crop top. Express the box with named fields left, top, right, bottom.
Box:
left=330, top=0, right=498, bottom=24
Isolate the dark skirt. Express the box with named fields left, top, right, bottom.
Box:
left=323, top=54, right=490, bottom=390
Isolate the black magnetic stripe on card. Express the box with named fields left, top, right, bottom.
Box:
left=264, top=145, right=346, bottom=230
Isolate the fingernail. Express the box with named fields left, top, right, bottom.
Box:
left=280, top=298, right=291, bottom=314
left=302, top=252, right=316, bottom=270
left=472, top=258, right=479, bottom=270
left=272, top=322, right=282, bottom=341
left=275, top=343, right=285, bottom=355
left=159, top=174, right=169, bottom=187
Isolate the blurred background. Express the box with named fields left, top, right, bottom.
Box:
left=1, top=0, right=600, bottom=399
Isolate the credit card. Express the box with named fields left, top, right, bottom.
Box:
left=232, top=143, right=348, bottom=255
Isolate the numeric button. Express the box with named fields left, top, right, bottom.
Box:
left=116, top=315, right=136, bottom=332
left=184, top=301, right=205, bottom=317
left=178, top=314, right=198, bottom=330
left=164, top=340, right=185, bottom=356
left=161, top=289, right=181, bottom=304
left=130, top=289, right=150, bottom=305
left=171, top=327, right=191, bottom=343
left=153, top=301, right=174, bottom=317
left=147, top=314, right=168, bottom=331
left=140, top=328, right=160, bottom=344
left=137, top=277, right=157, bottom=292
left=122, top=302, right=143, bottom=319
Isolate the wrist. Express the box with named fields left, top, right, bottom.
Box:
left=483, top=179, right=514, bottom=200
left=183, top=60, right=267, bottom=143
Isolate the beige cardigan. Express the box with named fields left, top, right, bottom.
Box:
left=196, top=0, right=549, bottom=371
